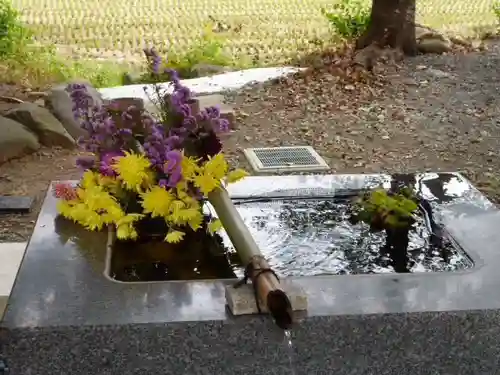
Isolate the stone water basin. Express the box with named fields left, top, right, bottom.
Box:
left=107, top=172, right=484, bottom=283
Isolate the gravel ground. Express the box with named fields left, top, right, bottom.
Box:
left=1, top=43, right=499, bottom=242
left=224, top=42, right=500, bottom=198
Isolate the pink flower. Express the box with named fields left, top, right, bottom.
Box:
left=53, top=183, right=78, bottom=201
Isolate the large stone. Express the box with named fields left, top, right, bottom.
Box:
left=415, top=24, right=452, bottom=54
left=417, top=37, right=452, bottom=54
left=6, top=103, right=75, bottom=148
left=197, top=94, right=236, bottom=129
left=0, top=116, right=40, bottom=163
left=45, top=80, right=103, bottom=139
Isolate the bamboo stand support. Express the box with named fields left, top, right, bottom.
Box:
left=208, top=187, right=307, bottom=329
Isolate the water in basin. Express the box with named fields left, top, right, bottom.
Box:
left=109, top=193, right=472, bottom=282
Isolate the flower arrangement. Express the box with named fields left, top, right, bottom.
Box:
left=53, top=50, right=248, bottom=243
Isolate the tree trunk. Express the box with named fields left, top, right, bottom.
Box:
left=356, top=0, right=417, bottom=56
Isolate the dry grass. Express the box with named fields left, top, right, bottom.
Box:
left=11, top=0, right=498, bottom=64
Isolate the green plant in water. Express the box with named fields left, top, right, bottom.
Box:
left=354, top=188, right=418, bottom=231
left=321, top=0, right=371, bottom=40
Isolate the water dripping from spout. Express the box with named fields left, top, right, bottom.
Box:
left=284, top=330, right=297, bottom=375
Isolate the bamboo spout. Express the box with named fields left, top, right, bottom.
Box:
left=208, top=187, right=294, bottom=329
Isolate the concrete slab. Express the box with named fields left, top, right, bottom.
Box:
left=0, top=242, right=27, bottom=318
left=98, top=67, right=304, bottom=101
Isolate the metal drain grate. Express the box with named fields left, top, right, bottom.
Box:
left=243, top=146, right=329, bottom=174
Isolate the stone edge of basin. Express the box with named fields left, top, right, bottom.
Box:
left=5, top=172, right=500, bottom=328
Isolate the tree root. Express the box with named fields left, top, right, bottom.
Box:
left=0, top=96, right=24, bottom=104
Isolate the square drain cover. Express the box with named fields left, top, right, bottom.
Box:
left=243, top=146, right=329, bottom=174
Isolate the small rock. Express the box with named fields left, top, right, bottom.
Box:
left=6, top=103, right=75, bottom=148
left=0, top=116, right=40, bottom=163
left=26, top=91, right=48, bottom=99
left=416, top=65, right=427, bottom=70
left=45, top=80, right=103, bottom=139
left=400, top=78, right=418, bottom=86
left=344, top=85, right=355, bottom=91
left=426, top=68, right=452, bottom=78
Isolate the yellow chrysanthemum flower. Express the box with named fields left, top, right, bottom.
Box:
left=115, top=213, right=143, bottom=240
left=203, top=153, right=228, bottom=181
left=56, top=200, right=74, bottom=217
left=169, top=200, right=186, bottom=214
left=101, top=204, right=126, bottom=225
left=177, top=207, right=202, bottom=221
left=112, top=152, right=152, bottom=192
left=81, top=170, right=98, bottom=189
left=226, top=169, right=249, bottom=184
left=141, top=186, right=175, bottom=218
left=187, top=212, right=204, bottom=231
left=97, top=175, right=122, bottom=195
left=165, top=230, right=185, bottom=243
left=207, top=219, right=223, bottom=234
left=181, top=155, right=201, bottom=180
left=193, top=173, right=219, bottom=196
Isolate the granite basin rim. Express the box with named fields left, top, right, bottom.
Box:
left=4, top=172, right=500, bottom=328
left=102, top=185, right=478, bottom=284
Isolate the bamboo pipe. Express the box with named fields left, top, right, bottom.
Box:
left=208, top=187, right=294, bottom=329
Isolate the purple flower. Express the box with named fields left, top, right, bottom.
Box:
left=179, top=104, right=192, bottom=117
left=144, top=48, right=162, bottom=75
left=163, top=150, right=183, bottom=187
left=66, top=84, right=138, bottom=158
left=141, top=55, right=227, bottom=159
left=218, top=118, right=230, bottom=133
left=164, top=150, right=182, bottom=172
left=182, top=116, right=197, bottom=130
left=158, top=179, right=169, bottom=188
left=165, top=68, right=180, bottom=84
left=99, top=151, right=124, bottom=176
left=166, top=135, right=181, bottom=149
left=205, top=106, right=220, bottom=118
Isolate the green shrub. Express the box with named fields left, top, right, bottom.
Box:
left=0, top=1, right=123, bottom=88
left=494, top=1, right=500, bottom=24
left=166, top=29, right=236, bottom=78
left=0, top=0, right=31, bottom=56
left=321, top=0, right=371, bottom=40
left=0, top=43, right=124, bottom=88
left=124, top=25, right=251, bottom=85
